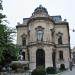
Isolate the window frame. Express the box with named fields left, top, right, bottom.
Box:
left=37, top=30, right=44, bottom=41
left=56, top=32, right=63, bottom=44
left=59, top=51, right=64, bottom=60
left=35, top=26, right=44, bottom=42
left=21, top=34, right=26, bottom=46
left=22, top=37, right=26, bottom=46
left=58, top=36, right=62, bottom=44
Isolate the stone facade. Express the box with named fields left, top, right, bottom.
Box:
left=16, top=5, right=70, bottom=71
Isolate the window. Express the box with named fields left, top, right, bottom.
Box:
left=59, top=51, right=63, bottom=60
left=56, top=32, right=63, bottom=44
left=37, top=30, right=43, bottom=41
left=21, top=34, right=26, bottom=46
left=58, top=36, right=62, bottom=44
left=73, top=52, right=75, bottom=58
left=35, top=26, right=44, bottom=41
left=22, top=52, right=25, bottom=60
left=22, top=37, right=26, bottom=46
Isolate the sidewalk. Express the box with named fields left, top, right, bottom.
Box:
left=61, top=67, right=75, bottom=75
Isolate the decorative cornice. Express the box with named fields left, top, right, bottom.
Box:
left=56, top=44, right=70, bottom=48
left=27, top=17, right=55, bottom=25
left=27, top=41, right=55, bottom=47
left=16, top=24, right=27, bottom=28
left=55, top=22, right=68, bottom=25
left=16, top=18, right=69, bottom=28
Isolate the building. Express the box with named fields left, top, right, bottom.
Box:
left=72, top=47, right=75, bottom=64
left=16, top=5, right=71, bottom=71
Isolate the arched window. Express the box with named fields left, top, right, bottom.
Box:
left=22, top=37, right=26, bottom=46
left=35, top=26, right=44, bottom=41
left=37, top=30, right=43, bottom=41
left=58, top=36, right=62, bottom=44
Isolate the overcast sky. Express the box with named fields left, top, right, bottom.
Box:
left=2, top=0, right=75, bottom=48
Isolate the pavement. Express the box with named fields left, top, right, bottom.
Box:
left=61, top=66, right=75, bottom=75
left=1, top=66, right=75, bottom=75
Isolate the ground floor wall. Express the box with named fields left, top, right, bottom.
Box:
left=56, top=47, right=70, bottom=69
left=22, top=45, right=70, bottom=71
left=28, top=45, right=54, bottom=70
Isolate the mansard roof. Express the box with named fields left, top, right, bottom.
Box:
left=16, top=6, right=68, bottom=28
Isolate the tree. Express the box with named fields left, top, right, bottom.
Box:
left=0, top=0, right=19, bottom=67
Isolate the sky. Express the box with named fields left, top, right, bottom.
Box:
left=2, top=0, right=75, bottom=49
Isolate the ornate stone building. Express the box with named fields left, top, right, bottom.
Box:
left=16, top=5, right=71, bottom=70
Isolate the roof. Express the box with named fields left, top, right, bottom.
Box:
left=33, top=5, right=48, bottom=15
left=16, top=6, right=68, bottom=27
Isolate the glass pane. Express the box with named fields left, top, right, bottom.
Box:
left=22, top=37, right=26, bottom=46
left=37, top=30, right=43, bottom=41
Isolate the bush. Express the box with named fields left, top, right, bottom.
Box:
left=11, top=64, right=18, bottom=71
left=46, top=67, right=56, bottom=74
left=31, top=66, right=46, bottom=75
left=24, top=66, right=29, bottom=70
left=59, top=64, right=66, bottom=70
left=0, top=65, right=2, bottom=71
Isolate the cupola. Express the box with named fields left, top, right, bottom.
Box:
left=31, top=5, right=49, bottom=17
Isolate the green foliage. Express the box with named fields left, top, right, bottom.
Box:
left=11, top=63, right=19, bottom=71
left=0, top=0, right=6, bottom=23
left=0, top=0, right=6, bottom=62
left=31, top=66, right=46, bottom=75
left=24, top=66, right=29, bottom=70
left=0, top=25, right=19, bottom=63
left=0, top=0, right=19, bottom=66
left=46, top=67, right=56, bottom=74
left=59, top=64, right=66, bottom=71
left=0, top=0, right=3, bottom=10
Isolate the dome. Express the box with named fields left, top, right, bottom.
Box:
left=32, top=5, right=49, bottom=17
left=34, top=5, right=48, bottom=14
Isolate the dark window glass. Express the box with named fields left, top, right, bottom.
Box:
left=22, top=52, right=25, bottom=60
left=58, top=36, right=62, bottom=44
left=22, top=37, right=26, bottom=46
left=59, top=51, right=63, bottom=60
left=73, top=52, right=75, bottom=58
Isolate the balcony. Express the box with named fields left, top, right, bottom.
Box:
left=28, top=41, right=55, bottom=46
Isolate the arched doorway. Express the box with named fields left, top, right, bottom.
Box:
left=36, top=49, right=45, bottom=67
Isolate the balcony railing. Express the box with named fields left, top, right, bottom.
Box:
left=28, top=41, right=55, bottom=46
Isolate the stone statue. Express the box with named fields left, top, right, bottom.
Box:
left=18, top=55, right=23, bottom=61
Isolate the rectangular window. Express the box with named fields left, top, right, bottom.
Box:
left=59, top=51, right=63, bottom=60
left=22, top=37, right=26, bottom=46
left=58, top=36, right=62, bottom=44
left=73, top=52, right=75, bottom=58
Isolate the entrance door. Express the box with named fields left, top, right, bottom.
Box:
left=36, top=49, right=45, bottom=67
